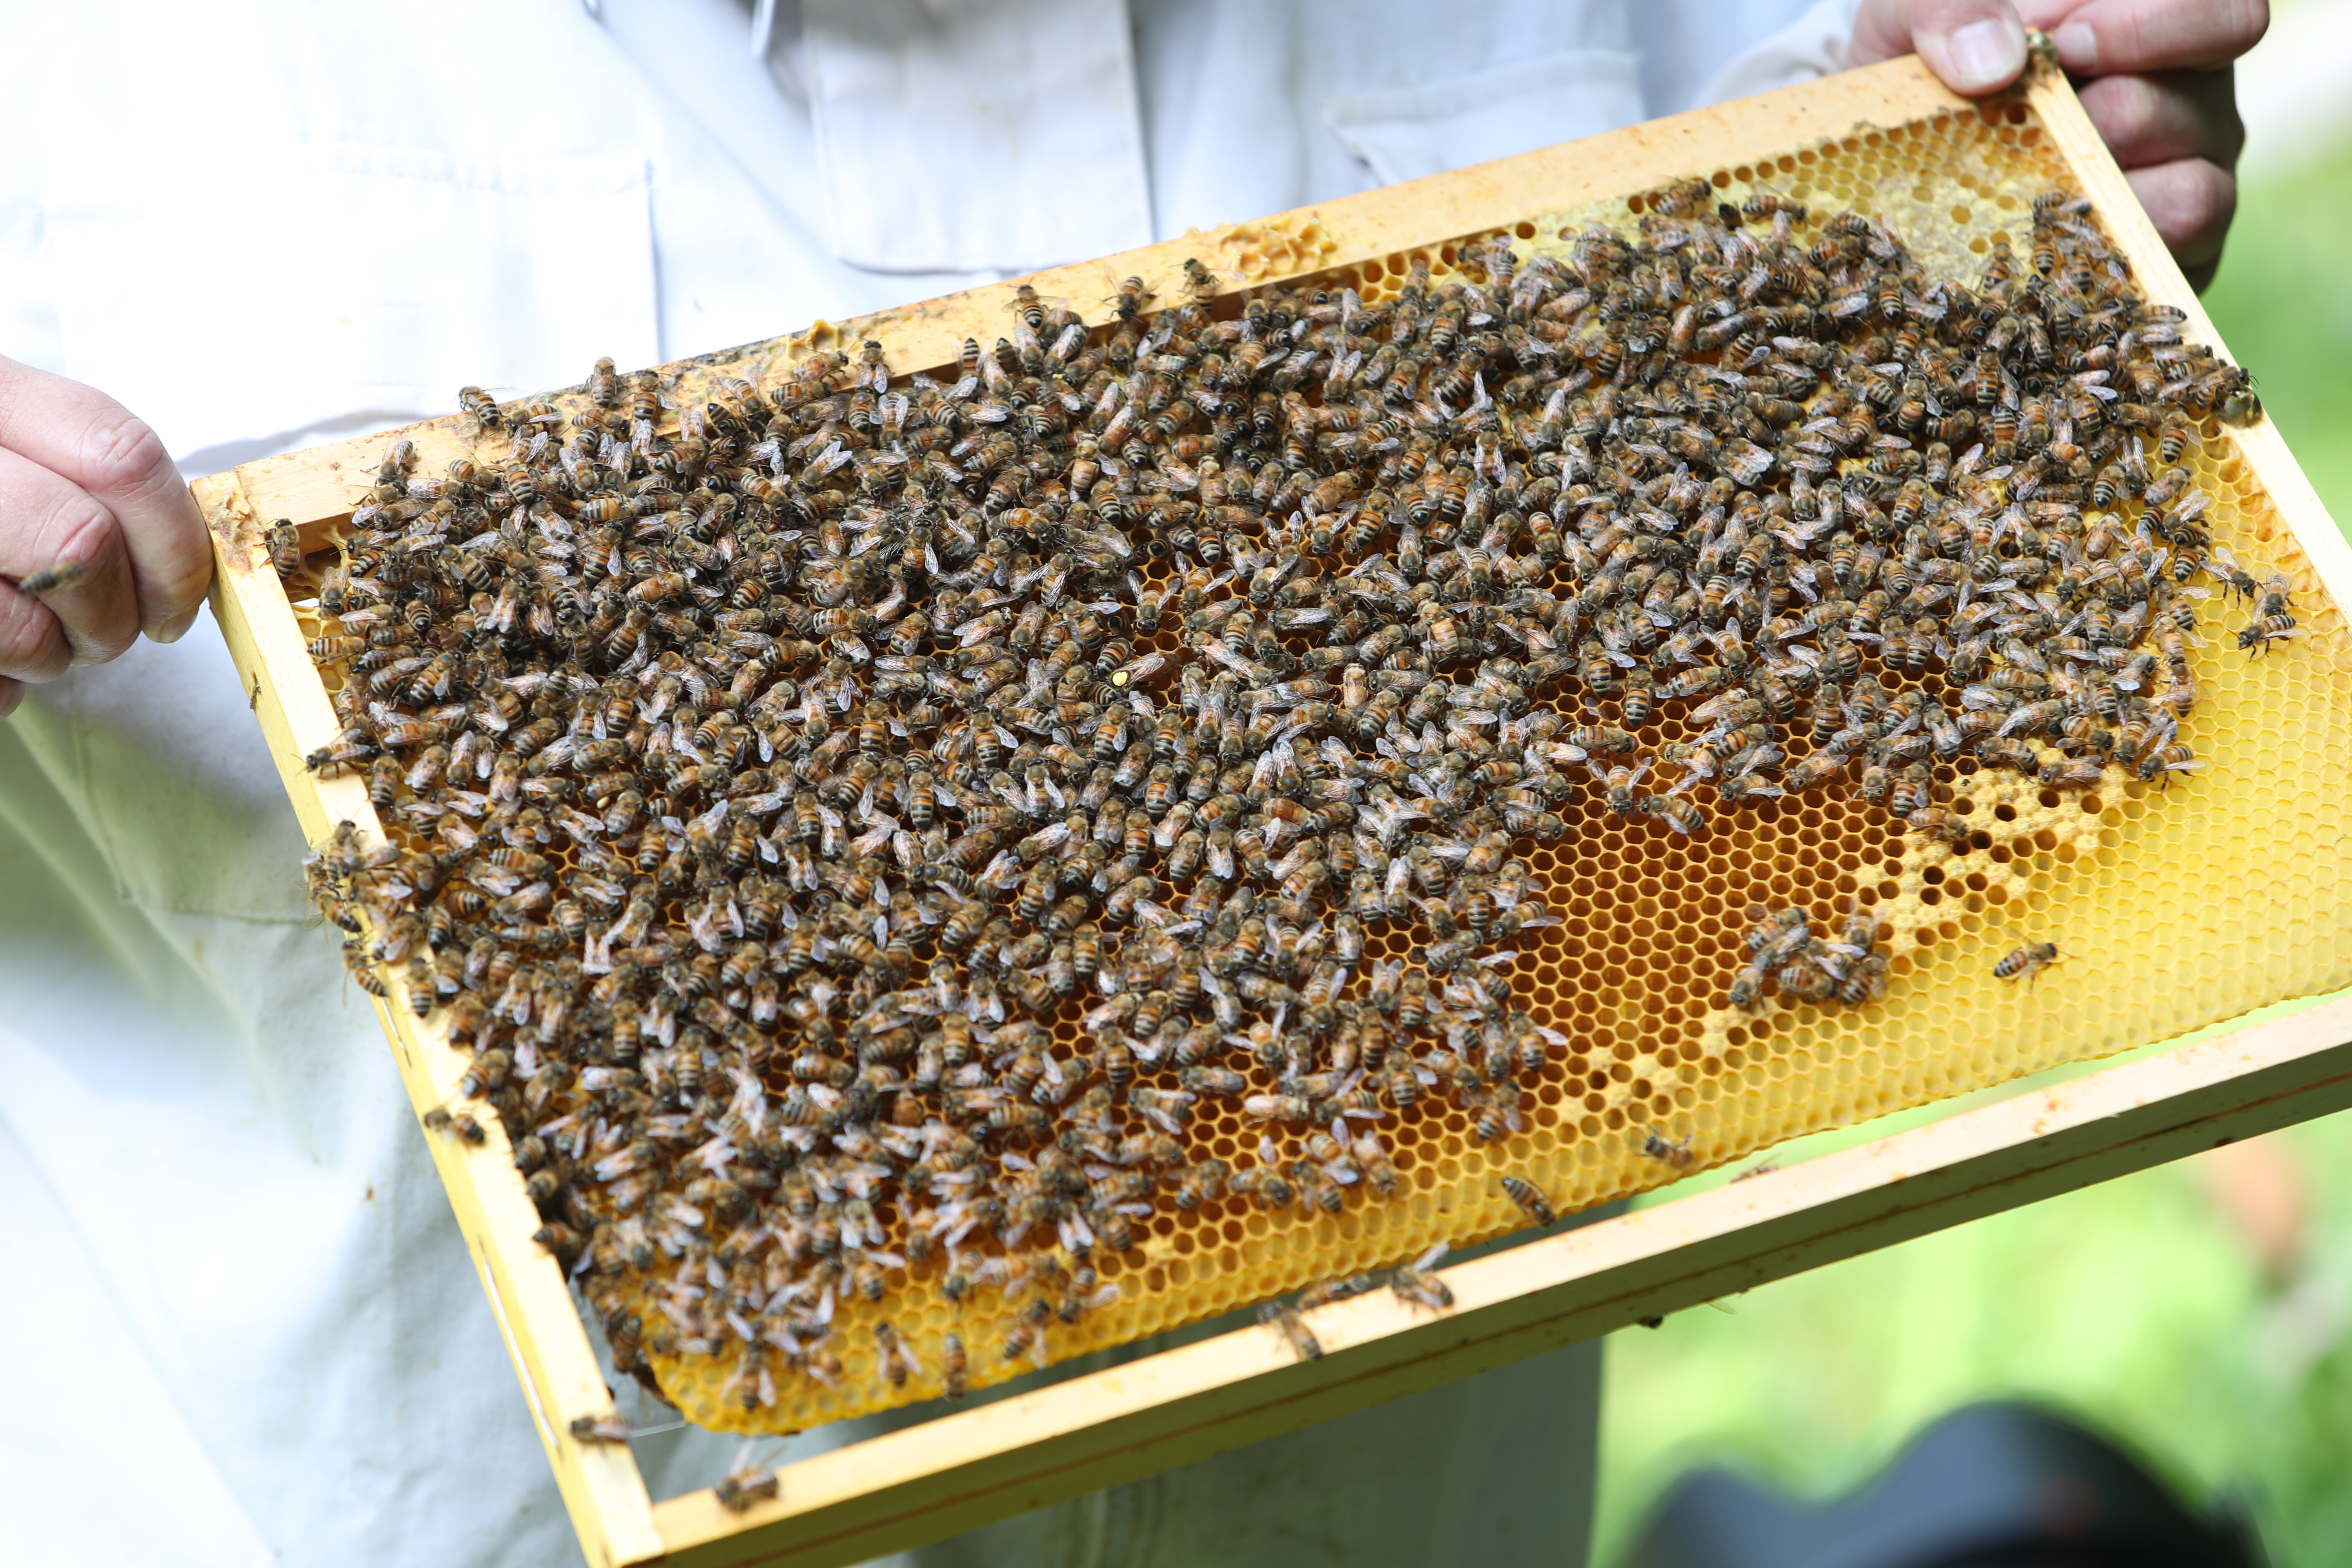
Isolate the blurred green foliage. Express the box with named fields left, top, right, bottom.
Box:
left=2205, top=150, right=2352, bottom=536
left=1596, top=1114, right=2352, bottom=1565
left=1595, top=143, right=2352, bottom=1567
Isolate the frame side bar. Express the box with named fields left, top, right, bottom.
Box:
left=647, top=996, right=2352, bottom=1568
left=2020, top=71, right=2352, bottom=625
left=197, top=489, right=668, bottom=1568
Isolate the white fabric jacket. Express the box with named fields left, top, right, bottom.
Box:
left=0, top=3, right=1858, bottom=1564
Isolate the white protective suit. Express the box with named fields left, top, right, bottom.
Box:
left=0, top=2, right=1862, bottom=1563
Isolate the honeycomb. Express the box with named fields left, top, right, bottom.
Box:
left=284, top=91, right=2352, bottom=1437
left=1210, top=214, right=1344, bottom=285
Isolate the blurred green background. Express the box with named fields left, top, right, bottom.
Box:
left=1595, top=7, right=2352, bottom=1561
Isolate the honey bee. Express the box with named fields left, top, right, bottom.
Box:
left=306, top=634, right=365, bottom=663
left=1590, top=760, right=1651, bottom=816
left=15, top=560, right=90, bottom=597
left=1724, top=947, right=1773, bottom=1010
left=2242, top=571, right=2297, bottom=629
left=933, top=1331, right=969, bottom=1400
left=1001, top=1322, right=1047, bottom=1369
left=1226, top=1161, right=1295, bottom=1209
left=1108, top=275, right=1153, bottom=322
left=1638, top=792, right=1706, bottom=836
left=568, top=1414, right=632, bottom=1443
left=1640, top=1132, right=1695, bottom=1170
left=1888, top=768, right=1932, bottom=818
left=1905, top=806, right=1976, bottom=853
left=2211, top=365, right=2261, bottom=425
left=1741, top=192, right=1807, bottom=221
left=873, top=1321, right=919, bottom=1388
left=266, top=520, right=303, bottom=580
left=456, top=386, right=503, bottom=428
left=1746, top=903, right=1811, bottom=962
left=1500, top=1175, right=1556, bottom=1227
left=1389, top=1244, right=1454, bottom=1312
left=1257, top=1300, right=1322, bottom=1361
left=1008, top=283, right=1051, bottom=335
left=422, top=1105, right=486, bottom=1145
left=2236, top=614, right=2299, bottom=653
left=1647, top=176, right=1713, bottom=217
left=1567, top=724, right=1637, bottom=755
left=1993, top=940, right=2062, bottom=983
left=715, top=1463, right=778, bottom=1512
left=1296, top=1272, right=1378, bottom=1311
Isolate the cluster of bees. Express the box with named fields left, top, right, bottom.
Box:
left=1727, top=900, right=2056, bottom=1008
left=290, top=175, right=2269, bottom=1423
left=1729, top=900, right=1890, bottom=1010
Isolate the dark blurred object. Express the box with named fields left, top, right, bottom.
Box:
left=1623, top=1401, right=2265, bottom=1568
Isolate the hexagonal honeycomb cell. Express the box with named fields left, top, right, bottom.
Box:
left=288, top=92, right=2352, bottom=1437
left=1210, top=214, right=1342, bottom=285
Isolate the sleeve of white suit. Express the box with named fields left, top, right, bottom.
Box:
left=1691, top=0, right=1868, bottom=108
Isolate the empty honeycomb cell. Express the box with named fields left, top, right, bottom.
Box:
left=271, top=85, right=2352, bottom=1437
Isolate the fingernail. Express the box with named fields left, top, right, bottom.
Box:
left=150, top=605, right=201, bottom=645
left=1944, top=17, right=2027, bottom=93
left=2052, top=18, right=2097, bottom=72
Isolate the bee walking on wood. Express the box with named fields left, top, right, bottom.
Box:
left=1258, top=1300, right=1322, bottom=1362
left=1390, top=1244, right=1455, bottom=1313
left=456, top=385, right=503, bottom=428
left=266, top=521, right=303, bottom=580
left=422, top=1105, right=485, bottom=1145
left=716, top=1458, right=778, bottom=1512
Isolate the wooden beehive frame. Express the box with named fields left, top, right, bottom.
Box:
left=191, top=54, right=2352, bottom=1568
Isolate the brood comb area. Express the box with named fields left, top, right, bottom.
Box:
left=285, top=99, right=2352, bottom=1439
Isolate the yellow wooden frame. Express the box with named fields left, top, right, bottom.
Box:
left=190, top=54, right=2352, bottom=1568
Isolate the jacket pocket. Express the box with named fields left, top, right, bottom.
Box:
left=39, top=140, right=658, bottom=461
left=33, top=141, right=659, bottom=917
left=1321, top=49, right=1646, bottom=187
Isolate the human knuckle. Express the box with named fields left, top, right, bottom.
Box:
left=2207, top=94, right=2247, bottom=162
left=0, top=600, right=66, bottom=680
left=73, top=595, right=138, bottom=663
left=47, top=493, right=116, bottom=557
left=159, top=554, right=217, bottom=613
left=2224, top=0, right=2270, bottom=53
left=80, top=405, right=170, bottom=494
left=2147, top=161, right=2234, bottom=250
left=2082, top=73, right=2160, bottom=134
left=80, top=627, right=138, bottom=665
left=141, top=516, right=212, bottom=597
left=2181, top=158, right=2236, bottom=213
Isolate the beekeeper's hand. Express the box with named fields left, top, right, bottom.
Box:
left=1853, top=0, right=2267, bottom=289
left=0, top=355, right=211, bottom=719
